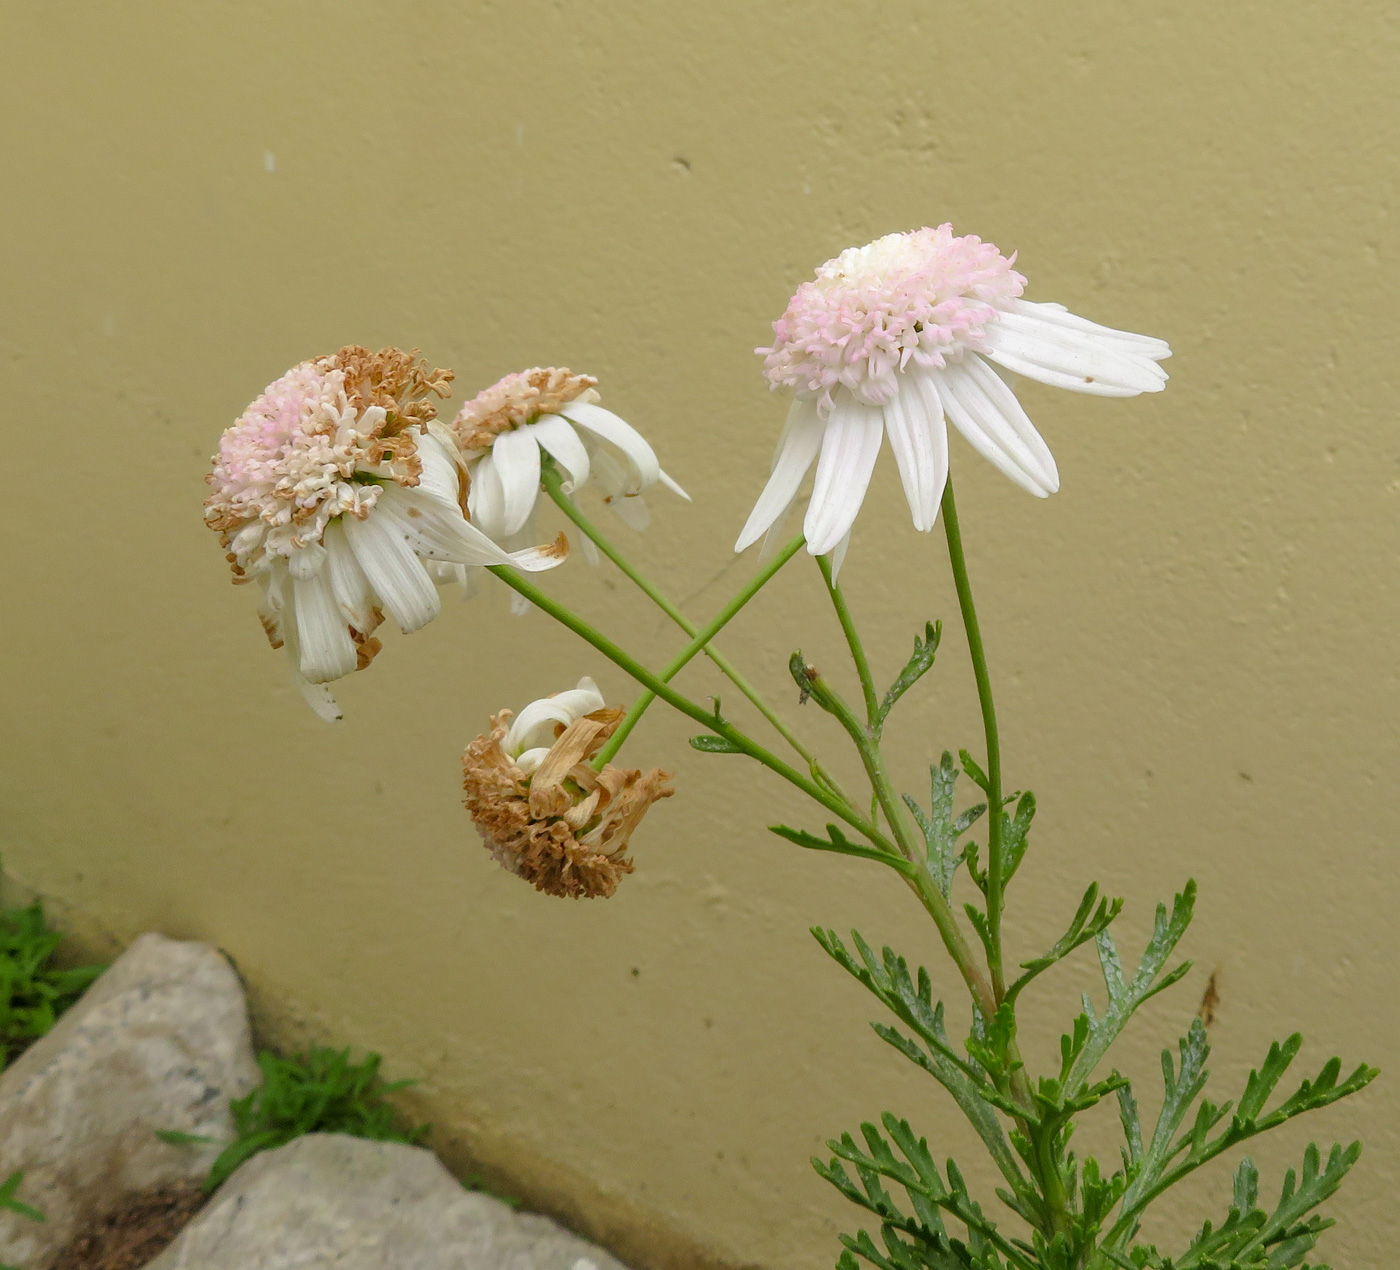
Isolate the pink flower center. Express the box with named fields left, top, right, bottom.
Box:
left=758, top=225, right=1025, bottom=413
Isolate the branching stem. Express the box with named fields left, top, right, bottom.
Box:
left=816, top=555, right=882, bottom=728
left=797, top=657, right=997, bottom=1019
left=592, top=533, right=807, bottom=767
left=541, top=466, right=846, bottom=797
left=486, top=564, right=889, bottom=850
left=941, top=475, right=1009, bottom=1002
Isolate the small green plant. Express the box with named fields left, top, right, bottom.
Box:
left=0, top=898, right=105, bottom=1068
left=0, top=1171, right=43, bottom=1226
left=461, top=1171, right=523, bottom=1209
left=198, top=1046, right=429, bottom=1189
left=0, top=1169, right=45, bottom=1270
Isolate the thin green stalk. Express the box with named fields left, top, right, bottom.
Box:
left=941, top=475, right=1008, bottom=1002
left=797, top=657, right=997, bottom=1020
left=594, top=533, right=807, bottom=766
left=541, top=466, right=843, bottom=794
left=816, top=555, right=882, bottom=728
left=486, top=564, right=890, bottom=850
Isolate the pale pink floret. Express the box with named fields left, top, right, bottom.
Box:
left=759, top=225, right=1025, bottom=416
left=206, top=358, right=386, bottom=564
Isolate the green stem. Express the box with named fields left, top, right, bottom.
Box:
left=594, top=533, right=807, bottom=766
left=486, top=564, right=890, bottom=850
left=816, top=555, right=882, bottom=728
left=798, top=657, right=997, bottom=1019
left=941, top=476, right=1008, bottom=1002
left=541, top=466, right=843, bottom=794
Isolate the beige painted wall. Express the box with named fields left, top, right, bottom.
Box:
left=2, top=2, right=1397, bottom=1266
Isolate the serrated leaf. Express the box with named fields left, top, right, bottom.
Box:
left=819, top=1121, right=1036, bottom=1270
left=1119, top=1020, right=1212, bottom=1211
left=812, top=930, right=1026, bottom=1195
left=1105, top=1024, right=1376, bottom=1249
left=964, top=905, right=994, bottom=959
left=959, top=750, right=991, bottom=793
left=1006, top=883, right=1124, bottom=1005
left=903, top=753, right=985, bottom=899
left=875, top=621, right=942, bottom=730
left=770, top=825, right=916, bottom=876
left=1001, top=793, right=1036, bottom=882
left=1143, top=1142, right=1362, bottom=1270
left=1065, top=882, right=1197, bottom=1094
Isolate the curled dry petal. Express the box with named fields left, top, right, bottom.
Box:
left=462, top=707, right=673, bottom=899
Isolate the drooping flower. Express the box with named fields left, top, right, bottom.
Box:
left=451, top=367, right=689, bottom=543
left=462, top=677, right=673, bottom=898
left=736, top=226, right=1171, bottom=560
left=205, top=346, right=568, bottom=721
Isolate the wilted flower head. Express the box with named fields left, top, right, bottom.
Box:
left=738, top=226, right=1171, bottom=561
left=205, top=346, right=567, bottom=720
left=462, top=677, right=673, bottom=898
left=451, top=367, right=688, bottom=542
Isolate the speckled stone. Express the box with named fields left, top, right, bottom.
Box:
left=143, top=1133, right=629, bottom=1270
left=0, top=933, right=257, bottom=1269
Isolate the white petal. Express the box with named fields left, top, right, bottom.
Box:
left=490, top=426, right=543, bottom=536
left=585, top=448, right=651, bottom=530
left=658, top=469, right=691, bottom=501
left=734, top=398, right=825, bottom=552
left=256, top=563, right=288, bottom=648
left=323, top=520, right=376, bottom=633
left=907, top=372, right=950, bottom=522
left=293, top=565, right=358, bottom=683
left=570, top=507, right=602, bottom=567
left=296, top=675, right=344, bottom=723
left=827, top=531, right=852, bottom=583
left=559, top=401, right=660, bottom=490
left=416, top=428, right=467, bottom=504
left=466, top=452, right=508, bottom=539
left=343, top=506, right=442, bottom=633
left=983, top=310, right=1167, bottom=397
left=529, top=414, right=591, bottom=491
left=609, top=492, right=652, bottom=531
left=506, top=679, right=607, bottom=753
left=502, top=537, right=571, bottom=572
left=883, top=375, right=944, bottom=532
left=378, top=484, right=558, bottom=570
left=1010, top=299, right=1171, bottom=359
left=287, top=541, right=327, bottom=581
left=934, top=359, right=1059, bottom=497
left=514, top=746, right=550, bottom=774
left=758, top=494, right=798, bottom=562
left=590, top=446, right=630, bottom=498
left=803, top=391, right=884, bottom=556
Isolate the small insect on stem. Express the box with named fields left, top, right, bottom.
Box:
left=798, top=662, right=818, bottom=705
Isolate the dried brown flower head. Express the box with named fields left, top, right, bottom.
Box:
left=463, top=705, right=673, bottom=898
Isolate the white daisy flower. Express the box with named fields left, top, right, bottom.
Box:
left=205, top=346, right=568, bottom=722
left=736, top=225, right=1171, bottom=560
left=451, top=367, right=688, bottom=544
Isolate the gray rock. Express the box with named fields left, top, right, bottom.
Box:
left=143, top=1133, right=629, bottom=1270
left=0, top=932, right=257, bottom=1268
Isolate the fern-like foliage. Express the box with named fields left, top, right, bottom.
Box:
left=817, top=870, right=1375, bottom=1270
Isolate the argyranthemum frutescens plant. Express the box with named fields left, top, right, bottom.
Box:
left=205, top=227, right=1375, bottom=1270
